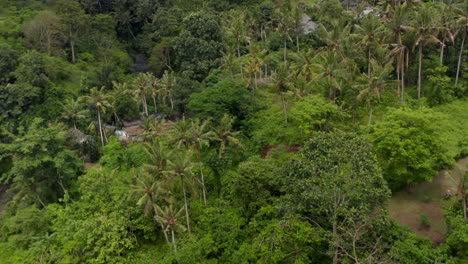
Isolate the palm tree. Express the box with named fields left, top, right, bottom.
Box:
left=129, top=169, right=171, bottom=243
left=225, top=10, right=247, bottom=58
left=454, top=1, right=467, bottom=85
left=164, top=151, right=196, bottom=235
left=212, top=114, right=244, bottom=157
left=158, top=71, right=176, bottom=110
left=273, top=4, right=294, bottom=62
left=143, top=138, right=172, bottom=178
left=243, top=46, right=264, bottom=95
left=154, top=204, right=186, bottom=252
left=437, top=3, right=456, bottom=64
left=355, top=14, right=387, bottom=77
left=61, top=98, right=88, bottom=130
left=133, top=73, right=151, bottom=116
left=290, top=49, right=319, bottom=83
left=169, top=115, right=191, bottom=149
left=110, top=81, right=132, bottom=126
left=386, top=4, right=411, bottom=102
left=272, top=62, right=293, bottom=124
left=188, top=119, right=215, bottom=205
left=354, top=59, right=394, bottom=125
left=80, top=86, right=112, bottom=146
left=314, top=50, right=353, bottom=101
left=412, top=6, right=441, bottom=99
left=141, top=117, right=166, bottom=141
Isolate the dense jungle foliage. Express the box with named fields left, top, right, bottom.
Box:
left=0, top=0, right=467, bottom=263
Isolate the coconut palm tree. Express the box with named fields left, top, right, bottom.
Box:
left=80, top=86, right=112, bottom=146
left=354, top=59, right=394, bottom=125
left=454, top=1, right=467, bottom=85
left=272, top=62, right=294, bottom=124
left=273, top=4, right=294, bottom=62
left=169, top=115, right=191, bottom=149
left=355, top=14, right=387, bottom=77
left=141, top=117, right=166, bottom=141
left=212, top=114, right=244, bottom=157
left=129, top=169, right=171, bottom=243
left=154, top=204, right=186, bottom=252
left=143, top=138, right=172, bottom=178
left=437, top=3, right=456, bottom=64
left=61, top=98, right=88, bottom=130
left=158, top=71, right=176, bottom=110
left=386, top=4, right=411, bottom=102
left=133, top=73, right=151, bottom=116
left=412, top=6, right=441, bottom=99
left=188, top=119, right=215, bottom=205
left=164, top=151, right=196, bottom=235
left=290, top=48, right=320, bottom=83
left=225, top=9, right=247, bottom=58
left=313, top=50, right=353, bottom=101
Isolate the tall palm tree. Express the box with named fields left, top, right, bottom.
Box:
left=110, top=81, right=132, bottom=126
left=154, top=204, right=186, bottom=252
left=158, top=71, right=176, bottom=110
left=141, top=117, right=166, bottom=141
left=80, top=86, right=112, bottom=146
left=355, top=14, right=387, bottom=77
left=314, top=50, right=353, bottom=101
left=212, top=114, right=244, bottom=157
left=272, top=62, right=294, bottom=124
left=129, top=169, right=171, bottom=243
left=412, top=6, right=441, bottom=99
left=188, top=119, right=215, bottom=205
left=454, top=1, right=467, bottom=85
left=437, top=3, right=456, bottom=64
left=169, top=115, right=191, bottom=149
left=273, top=4, right=294, bottom=62
left=243, top=46, right=264, bottom=95
left=225, top=9, right=247, bottom=58
left=133, top=73, right=151, bottom=116
left=354, top=59, right=394, bottom=125
left=290, top=49, right=320, bottom=83
left=164, top=151, right=196, bottom=235
left=386, top=4, right=411, bottom=102
left=61, top=98, right=88, bottom=130
left=144, top=138, right=172, bottom=178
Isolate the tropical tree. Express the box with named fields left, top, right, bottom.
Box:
left=129, top=169, right=171, bottom=243
left=188, top=119, right=215, bottom=205
left=133, top=73, right=151, bottom=116
left=354, top=59, right=394, bottom=125
left=169, top=115, right=191, bottom=149
left=154, top=204, right=186, bottom=252
left=144, top=138, right=172, bottom=178
left=454, top=0, right=467, bottom=85
left=272, top=62, right=293, bottom=124
left=314, top=50, right=353, bottom=100
left=225, top=9, right=247, bottom=58
left=212, top=114, right=244, bottom=157
left=80, top=86, right=112, bottom=146
left=273, top=2, right=294, bottom=61
left=412, top=6, right=441, bottom=99
left=164, top=151, right=196, bottom=234
left=355, top=14, right=387, bottom=76
left=437, top=3, right=456, bottom=64
left=158, top=71, right=176, bottom=110
left=61, top=98, right=88, bottom=130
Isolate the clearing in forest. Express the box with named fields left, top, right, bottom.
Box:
left=389, top=157, right=468, bottom=245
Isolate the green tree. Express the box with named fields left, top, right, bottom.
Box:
left=154, top=204, right=186, bottom=252
left=370, top=107, right=450, bottom=190
left=0, top=43, right=18, bottom=84
left=22, top=11, right=61, bottom=56
left=212, top=114, right=244, bottom=157
left=80, top=86, right=112, bottom=146
left=55, top=0, right=89, bottom=63
left=283, top=132, right=390, bottom=264
left=412, top=5, right=441, bottom=99
left=0, top=119, right=82, bottom=206
left=61, top=98, right=88, bottom=130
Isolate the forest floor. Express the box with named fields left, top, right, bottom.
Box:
left=389, top=157, right=468, bottom=245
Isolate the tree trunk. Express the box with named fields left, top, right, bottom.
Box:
left=153, top=96, right=157, bottom=115
left=181, top=178, right=191, bottom=235
left=417, top=44, right=423, bottom=99
left=396, top=67, right=400, bottom=98
left=368, top=48, right=371, bottom=77
left=284, top=38, right=287, bottom=62
left=401, top=60, right=405, bottom=102
left=296, top=34, right=300, bottom=52
left=97, top=110, right=105, bottom=146
left=143, top=94, right=149, bottom=116
left=440, top=40, right=445, bottom=64
left=368, top=100, right=373, bottom=126
left=455, top=30, right=465, bottom=85
left=332, top=220, right=338, bottom=264
left=253, top=72, right=257, bottom=95
left=200, top=164, right=207, bottom=206
left=70, top=39, right=76, bottom=64
left=171, top=229, right=177, bottom=252
left=280, top=93, right=288, bottom=124
left=463, top=194, right=467, bottom=220
left=237, top=37, right=241, bottom=58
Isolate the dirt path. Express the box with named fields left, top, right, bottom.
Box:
left=389, top=157, right=468, bottom=245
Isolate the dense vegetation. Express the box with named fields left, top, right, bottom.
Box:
left=0, top=0, right=467, bottom=263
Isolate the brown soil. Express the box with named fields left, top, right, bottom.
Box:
left=389, top=157, right=468, bottom=245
